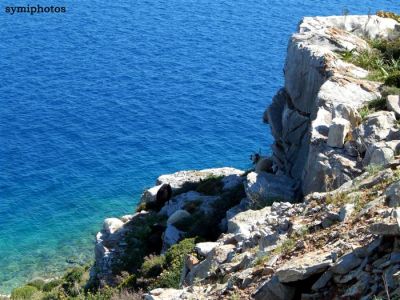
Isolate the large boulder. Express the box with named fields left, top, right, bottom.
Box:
left=386, top=181, right=400, bottom=207
left=327, top=118, right=350, bottom=148
left=387, top=95, right=400, bottom=118
left=185, top=244, right=236, bottom=284
left=103, top=218, right=124, bottom=234
left=354, top=111, right=397, bottom=155
left=253, top=275, right=296, bottom=300
left=159, top=191, right=219, bottom=217
left=244, top=172, right=298, bottom=205
left=276, top=251, right=333, bottom=282
left=156, top=167, right=244, bottom=191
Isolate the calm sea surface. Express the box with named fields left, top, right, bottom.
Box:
left=0, top=0, right=398, bottom=293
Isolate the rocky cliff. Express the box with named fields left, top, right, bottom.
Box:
left=86, top=14, right=400, bottom=300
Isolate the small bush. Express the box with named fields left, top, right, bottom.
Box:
left=11, top=285, right=39, bottom=300
left=380, top=85, right=400, bottom=97
left=141, top=255, right=165, bottom=278
left=359, top=97, right=387, bottom=119
left=26, top=279, right=46, bottom=291
left=41, top=290, right=60, bottom=300
left=42, top=279, right=62, bottom=292
left=377, top=10, right=400, bottom=23
left=151, top=238, right=196, bottom=289
left=114, top=212, right=166, bottom=274
left=384, top=71, right=400, bottom=88
left=195, top=175, right=224, bottom=195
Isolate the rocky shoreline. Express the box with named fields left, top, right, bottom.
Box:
left=7, top=12, right=400, bottom=300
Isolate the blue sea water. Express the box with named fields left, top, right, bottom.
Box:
left=0, top=0, right=399, bottom=294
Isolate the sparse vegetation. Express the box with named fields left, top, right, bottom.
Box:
left=365, top=164, right=384, bottom=175
left=195, top=175, right=224, bottom=195
left=377, top=10, right=400, bottom=23
left=358, top=97, right=387, bottom=120
left=339, top=30, right=400, bottom=89
left=11, top=285, right=40, bottom=300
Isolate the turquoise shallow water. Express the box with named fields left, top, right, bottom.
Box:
left=0, top=0, right=399, bottom=294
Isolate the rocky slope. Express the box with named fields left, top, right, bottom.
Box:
left=87, top=14, right=400, bottom=300
left=7, top=12, right=400, bottom=300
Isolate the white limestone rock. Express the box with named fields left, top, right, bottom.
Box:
left=327, top=118, right=350, bottom=148
left=156, top=167, right=244, bottom=191
left=245, top=172, right=298, bottom=205
left=159, top=191, right=219, bottom=217
left=162, top=225, right=184, bottom=252
left=387, top=95, right=400, bottom=118
left=145, top=288, right=185, bottom=300
left=276, top=251, right=333, bottom=282
left=195, top=242, right=219, bottom=257
left=167, top=210, right=191, bottom=225
left=103, top=218, right=124, bottom=234
left=299, top=15, right=399, bottom=40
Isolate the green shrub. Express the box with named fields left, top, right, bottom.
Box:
left=26, top=279, right=46, bottom=291
left=11, top=285, right=39, bottom=300
left=195, top=175, right=224, bottom=195
left=141, top=255, right=165, bottom=278
left=151, top=238, right=196, bottom=289
left=42, top=279, right=62, bottom=292
left=114, top=212, right=166, bottom=275
left=385, top=71, right=400, bottom=88
left=359, top=97, right=387, bottom=119
left=41, top=290, right=60, bottom=300
left=380, top=85, right=400, bottom=96
left=117, top=275, right=137, bottom=290
left=339, top=35, right=400, bottom=84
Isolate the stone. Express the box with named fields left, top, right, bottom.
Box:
left=344, top=140, right=359, bottom=157
left=331, top=252, right=362, bottom=275
left=339, top=204, right=355, bottom=222
left=342, top=273, right=370, bottom=298
left=103, top=218, right=124, bottom=234
left=276, top=251, right=333, bottom=282
left=334, top=104, right=362, bottom=128
left=227, top=206, right=270, bottom=242
left=120, top=214, right=135, bottom=223
left=302, top=142, right=361, bottom=194
left=245, top=172, right=298, bottom=206
left=156, top=167, right=244, bottom=192
left=162, top=225, right=184, bottom=252
left=327, top=118, right=350, bottom=148
left=369, top=147, right=395, bottom=166
left=167, top=210, right=191, bottom=225
left=370, top=222, right=400, bottom=236
left=145, top=288, right=184, bottom=300
left=185, top=245, right=235, bottom=284
left=355, top=111, right=397, bottom=154
left=311, top=271, right=333, bottom=291
left=253, top=275, right=296, bottom=300
left=359, top=169, right=393, bottom=189
left=386, top=181, right=400, bottom=207
left=221, top=174, right=244, bottom=191
left=195, top=242, right=219, bottom=257
left=387, top=95, right=400, bottom=118
left=299, top=15, right=399, bottom=40
left=159, top=191, right=219, bottom=217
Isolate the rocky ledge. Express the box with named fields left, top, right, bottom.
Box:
left=85, top=14, right=400, bottom=300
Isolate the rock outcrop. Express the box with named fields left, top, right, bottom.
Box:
left=87, top=14, right=400, bottom=300
left=264, top=15, right=399, bottom=195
